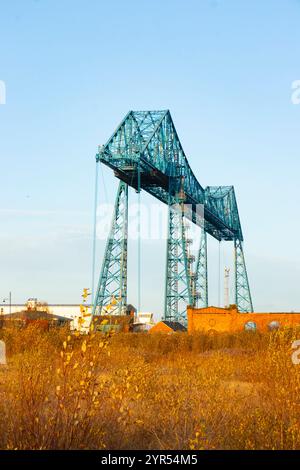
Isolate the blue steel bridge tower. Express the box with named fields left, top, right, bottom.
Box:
left=92, top=110, right=253, bottom=323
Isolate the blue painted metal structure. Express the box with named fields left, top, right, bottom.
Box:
left=194, top=229, right=208, bottom=309
left=93, top=110, right=253, bottom=320
left=164, top=203, right=194, bottom=324
left=93, top=181, right=128, bottom=316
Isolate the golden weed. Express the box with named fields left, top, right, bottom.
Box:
left=1, top=327, right=300, bottom=449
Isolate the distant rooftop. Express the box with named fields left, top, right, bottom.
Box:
left=162, top=321, right=187, bottom=332
left=3, top=310, right=71, bottom=322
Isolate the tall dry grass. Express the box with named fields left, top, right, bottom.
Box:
left=1, top=324, right=300, bottom=449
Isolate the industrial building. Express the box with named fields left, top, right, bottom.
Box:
left=0, top=303, right=83, bottom=319
left=1, top=310, right=71, bottom=329
left=187, top=305, right=300, bottom=334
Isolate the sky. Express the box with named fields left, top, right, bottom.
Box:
left=0, top=0, right=300, bottom=317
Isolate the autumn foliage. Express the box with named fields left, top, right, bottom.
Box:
left=0, top=324, right=300, bottom=449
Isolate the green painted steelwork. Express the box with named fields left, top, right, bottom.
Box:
left=234, top=238, right=253, bottom=313
left=94, top=110, right=253, bottom=321
left=194, top=229, right=208, bottom=308
left=164, top=203, right=194, bottom=325
left=93, top=181, right=128, bottom=316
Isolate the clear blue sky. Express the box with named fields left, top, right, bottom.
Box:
left=1, top=0, right=300, bottom=315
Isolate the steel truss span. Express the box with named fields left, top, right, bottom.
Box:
left=93, top=110, right=253, bottom=322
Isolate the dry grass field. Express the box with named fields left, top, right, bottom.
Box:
left=1, top=324, right=300, bottom=450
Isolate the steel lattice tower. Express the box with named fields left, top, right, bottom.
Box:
left=93, top=181, right=128, bottom=316
left=93, top=110, right=254, bottom=321
left=194, top=229, right=208, bottom=308
left=234, top=238, right=253, bottom=312
left=164, top=204, right=194, bottom=325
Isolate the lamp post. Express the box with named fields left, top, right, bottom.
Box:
left=2, top=292, right=12, bottom=314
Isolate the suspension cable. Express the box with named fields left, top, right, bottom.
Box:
left=137, top=164, right=141, bottom=314
left=218, top=240, right=221, bottom=307
left=99, top=159, right=108, bottom=204
left=91, top=161, right=99, bottom=307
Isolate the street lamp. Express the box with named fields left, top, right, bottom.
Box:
left=2, top=292, right=12, bottom=314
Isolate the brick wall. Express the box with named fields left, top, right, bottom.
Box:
left=187, top=306, right=300, bottom=333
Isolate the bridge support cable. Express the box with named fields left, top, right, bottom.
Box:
left=92, top=181, right=128, bottom=316
left=164, top=203, right=193, bottom=326
left=137, top=163, right=141, bottom=314
left=218, top=241, right=221, bottom=307
left=194, top=229, right=208, bottom=308
left=234, top=238, right=253, bottom=313
left=91, top=161, right=99, bottom=306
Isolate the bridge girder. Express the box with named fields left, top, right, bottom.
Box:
left=97, top=110, right=243, bottom=242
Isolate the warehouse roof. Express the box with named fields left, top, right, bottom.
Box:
left=3, top=310, right=71, bottom=322
left=159, top=321, right=187, bottom=332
